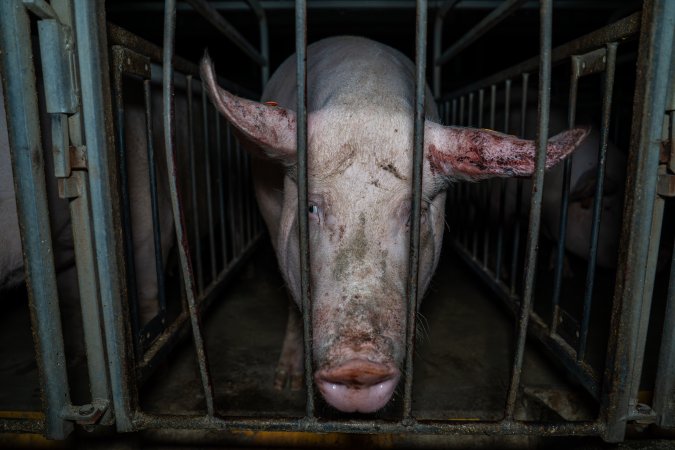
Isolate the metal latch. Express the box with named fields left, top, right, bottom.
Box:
left=627, top=403, right=658, bottom=425
left=61, top=399, right=109, bottom=426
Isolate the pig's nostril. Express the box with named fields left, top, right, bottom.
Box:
left=315, top=359, right=400, bottom=413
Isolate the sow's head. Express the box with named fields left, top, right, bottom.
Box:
left=200, top=54, right=589, bottom=413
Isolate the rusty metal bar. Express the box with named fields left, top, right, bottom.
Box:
left=162, top=0, right=215, bottom=417
left=504, top=0, right=552, bottom=420
left=295, top=0, right=314, bottom=419
left=202, top=87, right=218, bottom=283
left=578, top=43, right=617, bottom=361
left=403, top=0, right=427, bottom=420
left=187, top=76, right=204, bottom=293
left=215, top=115, right=228, bottom=266
left=184, top=0, right=266, bottom=67
left=436, top=0, right=527, bottom=65
left=602, top=0, right=674, bottom=441
left=509, top=73, right=529, bottom=297
left=131, top=412, right=604, bottom=436
left=0, top=0, right=72, bottom=438
left=444, top=12, right=640, bottom=100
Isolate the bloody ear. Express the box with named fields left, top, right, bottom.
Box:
left=424, top=123, right=590, bottom=182
left=200, top=53, right=297, bottom=163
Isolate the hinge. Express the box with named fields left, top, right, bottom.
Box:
left=60, top=398, right=109, bottom=426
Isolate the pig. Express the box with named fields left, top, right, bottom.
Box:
left=0, top=74, right=174, bottom=327
left=200, top=36, right=589, bottom=413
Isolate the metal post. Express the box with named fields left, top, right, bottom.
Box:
left=504, top=0, right=552, bottom=420
left=602, top=0, right=675, bottom=442
left=0, top=0, right=72, bottom=438
left=295, top=0, right=314, bottom=419
left=403, top=0, right=427, bottom=421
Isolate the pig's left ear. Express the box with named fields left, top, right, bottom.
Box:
left=424, top=122, right=590, bottom=182
left=200, top=54, right=297, bottom=163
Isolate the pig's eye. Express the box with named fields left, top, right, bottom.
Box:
left=308, top=203, right=320, bottom=216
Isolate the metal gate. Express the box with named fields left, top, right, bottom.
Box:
left=0, top=0, right=673, bottom=444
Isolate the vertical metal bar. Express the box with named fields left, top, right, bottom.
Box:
left=215, top=115, right=228, bottom=268
left=187, top=76, right=204, bottom=292
left=490, top=84, right=496, bottom=129
left=259, top=13, right=269, bottom=87
left=226, top=122, right=238, bottom=257
left=602, top=1, right=674, bottom=441
left=144, top=80, right=168, bottom=313
left=163, top=0, right=215, bottom=416
left=432, top=0, right=460, bottom=98
left=73, top=0, right=134, bottom=431
left=451, top=98, right=457, bottom=125
left=510, top=73, right=529, bottom=297
left=112, top=56, right=141, bottom=342
left=578, top=43, right=617, bottom=360
left=459, top=95, right=465, bottom=126
left=550, top=58, right=579, bottom=334
left=495, top=80, right=511, bottom=282
left=504, top=0, right=552, bottom=420
left=403, top=0, right=427, bottom=421
left=295, top=0, right=314, bottom=418
left=0, top=1, right=72, bottom=438
left=201, top=87, right=217, bottom=282
left=235, top=139, right=245, bottom=254
left=653, top=229, right=675, bottom=427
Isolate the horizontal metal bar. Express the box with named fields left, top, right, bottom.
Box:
left=109, top=1, right=637, bottom=12
left=436, top=0, right=527, bottom=66
left=107, top=23, right=258, bottom=99
left=0, top=418, right=45, bottom=434
left=132, top=413, right=604, bottom=436
left=443, top=11, right=640, bottom=100
left=184, top=0, right=266, bottom=67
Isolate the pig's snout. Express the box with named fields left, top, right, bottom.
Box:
left=315, top=359, right=400, bottom=413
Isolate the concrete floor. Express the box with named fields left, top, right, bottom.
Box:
left=139, top=239, right=594, bottom=423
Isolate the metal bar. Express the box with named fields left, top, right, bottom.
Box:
left=163, top=0, right=215, bottom=417
left=73, top=0, right=135, bottom=432
left=144, top=79, right=168, bottom=313
left=495, top=80, right=511, bottom=282
left=215, top=115, right=228, bottom=267
left=403, top=0, right=427, bottom=421
left=444, top=12, right=640, bottom=100
left=111, top=48, right=142, bottom=343
left=184, top=0, right=266, bottom=67
left=453, top=241, right=601, bottom=398
left=653, top=223, right=675, bottom=427
left=578, top=43, right=617, bottom=361
left=432, top=0, right=460, bottom=97
left=131, top=412, right=604, bottom=436
left=550, top=58, right=579, bottom=334
left=187, top=76, right=204, bottom=292
left=202, top=87, right=218, bottom=283
left=235, top=139, right=245, bottom=255
left=258, top=10, right=269, bottom=87
left=226, top=123, right=239, bottom=256
left=295, top=0, right=314, bottom=419
left=436, top=0, right=527, bottom=66
left=509, top=73, right=529, bottom=297
left=504, top=0, right=553, bottom=420
left=0, top=1, right=71, bottom=438
left=110, top=1, right=640, bottom=12
left=602, top=0, right=674, bottom=442
left=136, top=234, right=262, bottom=382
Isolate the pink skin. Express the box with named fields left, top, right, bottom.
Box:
left=201, top=36, right=589, bottom=413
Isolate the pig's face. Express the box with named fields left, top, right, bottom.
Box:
left=200, top=55, right=589, bottom=414
left=274, top=110, right=446, bottom=412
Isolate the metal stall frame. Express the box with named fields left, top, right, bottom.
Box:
left=131, top=0, right=608, bottom=442
left=436, top=0, right=675, bottom=443
left=0, top=0, right=268, bottom=439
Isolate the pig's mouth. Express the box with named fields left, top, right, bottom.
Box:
left=314, top=359, right=401, bottom=413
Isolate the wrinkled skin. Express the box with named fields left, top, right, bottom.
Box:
left=201, top=36, right=589, bottom=413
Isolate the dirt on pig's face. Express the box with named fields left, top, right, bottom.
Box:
left=274, top=109, right=446, bottom=412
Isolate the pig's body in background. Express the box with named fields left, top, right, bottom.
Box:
left=202, top=35, right=588, bottom=414
left=490, top=107, right=625, bottom=270
left=0, top=77, right=174, bottom=326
